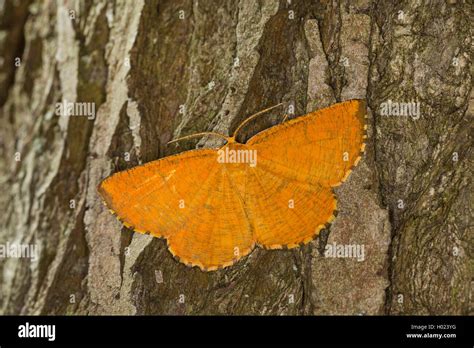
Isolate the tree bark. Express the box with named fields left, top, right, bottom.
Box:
left=0, top=0, right=471, bottom=315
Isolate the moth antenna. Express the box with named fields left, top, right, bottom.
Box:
left=232, top=103, right=284, bottom=139
left=281, top=114, right=289, bottom=123
left=167, top=132, right=229, bottom=144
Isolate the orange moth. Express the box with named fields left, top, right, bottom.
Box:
left=98, top=100, right=367, bottom=271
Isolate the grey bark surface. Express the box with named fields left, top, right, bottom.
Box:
left=0, top=0, right=471, bottom=315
